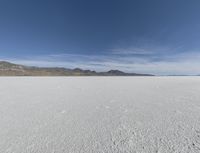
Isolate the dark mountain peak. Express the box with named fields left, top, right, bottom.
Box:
left=0, top=61, right=15, bottom=66
left=107, top=70, right=125, bottom=74
left=73, top=68, right=97, bottom=73
left=73, top=68, right=83, bottom=72
left=0, top=61, right=24, bottom=69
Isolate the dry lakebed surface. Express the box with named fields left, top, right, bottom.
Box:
left=1, top=77, right=200, bottom=153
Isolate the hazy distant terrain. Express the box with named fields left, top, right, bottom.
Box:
left=0, top=77, right=200, bottom=153
left=0, top=61, right=153, bottom=76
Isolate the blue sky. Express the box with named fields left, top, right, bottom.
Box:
left=1, top=0, right=200, bottom=75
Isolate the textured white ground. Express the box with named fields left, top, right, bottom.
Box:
left=1, top=77, right=200, bottom=153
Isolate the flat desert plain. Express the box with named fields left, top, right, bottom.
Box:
left=1, top=77, right=200, bottom=153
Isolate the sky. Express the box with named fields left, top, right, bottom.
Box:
left=1, top=0, right=200, bottom=75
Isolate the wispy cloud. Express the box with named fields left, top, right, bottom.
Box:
left=1, top=48, right=200, bottom=75
left=110, top=47, right=155, bottom=55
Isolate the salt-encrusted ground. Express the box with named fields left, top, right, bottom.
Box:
left=1, top=77, right=200, bottom=153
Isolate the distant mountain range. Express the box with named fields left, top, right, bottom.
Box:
left=0, top=61, right=154, bottom=76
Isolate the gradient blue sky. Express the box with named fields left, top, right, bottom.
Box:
left=1, top=0, right=200, bottom=75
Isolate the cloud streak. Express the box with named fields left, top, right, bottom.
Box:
left=1, top=48, right=200, bottom=75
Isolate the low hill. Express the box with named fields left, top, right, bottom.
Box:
left=0, top=61, right=154, bottom=76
